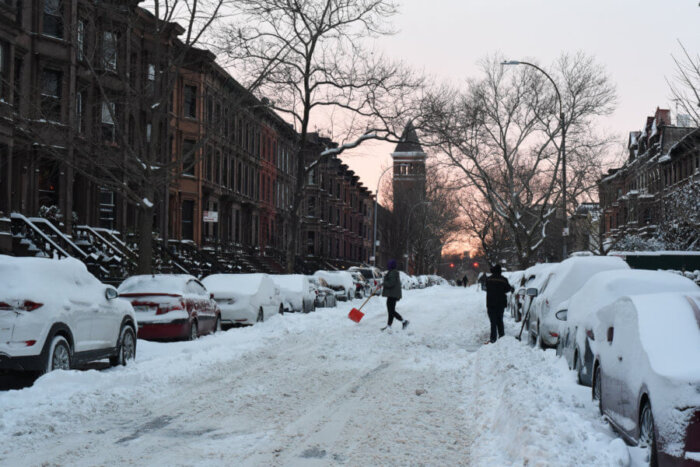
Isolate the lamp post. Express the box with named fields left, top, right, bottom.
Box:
left=372, top=164, right=406, bottom=267
left=502, top=60, right=568, bottom=260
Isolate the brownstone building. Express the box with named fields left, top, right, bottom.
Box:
left=0, top=0, right=375, bottom=277
left=599, top=107, right=699, bottom=247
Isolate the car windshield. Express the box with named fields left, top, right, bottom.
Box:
left=357, top=269, right=374, bottom=279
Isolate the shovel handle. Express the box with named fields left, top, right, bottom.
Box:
left=357, top=287, right=379, bottom=311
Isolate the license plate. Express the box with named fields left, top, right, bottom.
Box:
left=134, top=306, right=155, bottom=313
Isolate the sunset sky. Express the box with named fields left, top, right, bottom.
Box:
left=339, top=0, right=699, bottom=221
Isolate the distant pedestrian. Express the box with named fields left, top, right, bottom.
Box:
left=382, top=259, right=409, bottom=331
left=485, top=264, right=514, bottom=343
left=477, top=272, right=487, bottom=290
left=462, top=273, right=468, bottom=287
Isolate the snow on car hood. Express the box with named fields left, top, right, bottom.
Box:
left=0, top=255, right=112, bottom=306
left=118, top=274, right=196, bottom=295
left=202, top=273, right=270, bottom=298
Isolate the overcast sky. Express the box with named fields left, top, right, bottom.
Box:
left=340, top=0, right=700, bottom=203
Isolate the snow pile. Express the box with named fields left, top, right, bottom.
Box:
left=462, top=338, right=623, bottom=466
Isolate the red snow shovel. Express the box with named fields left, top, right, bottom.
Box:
left=348, top=288, right=379, bottom=323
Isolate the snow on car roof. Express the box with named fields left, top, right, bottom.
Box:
left=0, top=255, right=106, bottom=304
left=201, top=273, right=267, bottom=296
left=118, top=274, right=196, bottom=295
left=630, top=292, right=700, bottom=380
left=313, top=270, right=353, bottom=289
left=270, top=274, right=308, bottom=294
left=568, top=269, right=699, bottom=326
left=539, top=256, right=629, bottom=309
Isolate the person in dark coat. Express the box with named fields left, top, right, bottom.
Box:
left=485, top=264, right=514, bottom=343
left=462, top=274, right=468, bottom=287
left=381, top=259, right=409, bottom=331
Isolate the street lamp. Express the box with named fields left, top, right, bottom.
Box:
left=502, top=59, right=568, bottom=259
left=372, top=164, right=407, bottom=266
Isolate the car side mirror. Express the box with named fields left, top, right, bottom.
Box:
left=105, top=287, right=119, bottom=300
left=526, top=287, right=538, bottom=297
left=555, top=310, right=568, bottom=321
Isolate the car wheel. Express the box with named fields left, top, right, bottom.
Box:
left=109, top=325, right=136, bottom=367
left=46, top=335, right=71, bottom=373
left=593, top=364, right=603, bottom=415
left=639, top=400, right=658, bottom=467
left=214, top=316, right=222, bottom=333
left=575, top=351, right=585, bottom=385
left=257, top=307, right=264, bottom=322
left=188, top=320, right=198, bottom=341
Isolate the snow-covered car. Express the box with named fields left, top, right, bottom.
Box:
left=515, top=262, right=558, bottom=323
left=525, top=256, right=629, bottom=348
left=507, top=270, right=527, bottom=320
left=399, top=271, right=414, bottom=290
left=417, top=275, right=429, bottom=289
left=118, top=274, right=221, bottom=341
left=558, top=269, right=699, bottom=386
left=270, top=275, right=316, bottom=313
left=308, top=276, right=337, bottom=308
left=0, top=256, right=137, bottom=373
left=348, top=266, right=384, bottom=292
left=350, top=271, right=370, bottom=298
left=313, top=270, right=355, bottom=301
left=591, top=292, right=700, bottom=466
left=202, top=274, right=283, bottom=326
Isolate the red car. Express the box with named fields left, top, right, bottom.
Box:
left=118, top=274, right=221, bottom=341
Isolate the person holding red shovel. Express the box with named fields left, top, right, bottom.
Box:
left=381, top=259, right=409, bottom=332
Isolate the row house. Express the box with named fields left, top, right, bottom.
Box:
left=599, top=107, right=699, bottom=242
left=0, top=0, right=373, bottom=273
left=302, top=134, right=374, bottom=270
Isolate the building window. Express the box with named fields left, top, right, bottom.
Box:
left=43, top=0, right=63, bottom=38
left=184, top=85, right=197, bottom=118
left=182, top=200, right=194, bottom=240
left=40, top=69, right=62, bottom=121
left=99, top=189, right=115, bottom=229
left=182, top=139, right=196, bottom=176
left=101, top=101, right=115, bottom=142
left=76, top=92, right=83, bottom=133
left=146, top=64, right=155, bottom=94
left=77, top=20, right=85, bottom=61
left=102, top=31, right=117, bottom=71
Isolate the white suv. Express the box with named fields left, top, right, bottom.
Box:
left=0, top=256, right=137, bottom=373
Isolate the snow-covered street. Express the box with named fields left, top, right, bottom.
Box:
left=1, top=286, right=631, bottom=466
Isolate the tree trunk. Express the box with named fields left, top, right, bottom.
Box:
left=137, top=204, right=154, bottom=274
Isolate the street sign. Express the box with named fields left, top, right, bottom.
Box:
left=562, top=227, right=570, bottom=237
left=203, top=211, right=219, bottom=223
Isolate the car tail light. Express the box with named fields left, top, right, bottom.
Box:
left=157, top=300, right=185, bottom=315
left=20, top=301, right=43, bottom=311
left=0, top=301, right=43, bottom=311
left=586, top=329, right=595, bottom=340
left=24, top=340, right=36, bottom=347
left=549, top=331, right=559, bottom=338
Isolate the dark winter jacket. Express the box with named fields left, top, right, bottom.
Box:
left=382, top=269, right=402, bottom=299
left=485, top=273, right=514, bottom=309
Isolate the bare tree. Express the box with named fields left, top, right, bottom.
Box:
left=422, top=53, right=616, bottom=269
left=218, top=0, right=423, bottom=272
left=669, top=42, right=700, bottom=126
left=20, top=0, right=228, bottom=274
